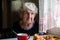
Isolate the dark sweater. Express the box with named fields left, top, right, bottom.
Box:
left=0, top=21, right=39, bottom=39
left=13, top=21, right=39, bottom=36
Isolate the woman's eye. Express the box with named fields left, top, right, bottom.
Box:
left=31, top=13, right=34, bottom=15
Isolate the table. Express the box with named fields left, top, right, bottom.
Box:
left=0, top=36, right=33, bottom=40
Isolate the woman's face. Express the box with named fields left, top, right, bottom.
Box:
left=22, top=9, right=36, bottom=25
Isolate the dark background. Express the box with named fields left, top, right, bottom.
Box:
left=0, top=0, right=2, bottom=31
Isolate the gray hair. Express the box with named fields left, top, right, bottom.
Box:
left=22, top=2, right=38, bottom=14
left=11, top=1, right=38, bottom=14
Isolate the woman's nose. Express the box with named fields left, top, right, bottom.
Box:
left=28, top=14, right=31, bottom=18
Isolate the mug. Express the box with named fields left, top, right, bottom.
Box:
left=17, top=33, right=30, bottom=40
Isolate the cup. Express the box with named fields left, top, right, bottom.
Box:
left=17, top=33, right=30, bottom=40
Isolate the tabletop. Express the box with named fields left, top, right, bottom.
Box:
left=0, top=36, right=33, bottom=40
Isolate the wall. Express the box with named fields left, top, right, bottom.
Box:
left=2, top=0, right=8, bottom=29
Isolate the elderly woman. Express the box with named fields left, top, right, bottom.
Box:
left=13, top=2, right=38, bottom=35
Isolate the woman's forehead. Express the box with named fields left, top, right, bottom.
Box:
left=23, top=9, right=35, bottom=14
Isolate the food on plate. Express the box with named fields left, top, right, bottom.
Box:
left=33, top=34, right=56, bottom=40
left=33, top=34, right=46, bottom=40
left=45, top=35, right=55, bottom=40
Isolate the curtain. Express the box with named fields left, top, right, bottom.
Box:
left=39, top=0, right=60, bottom=33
